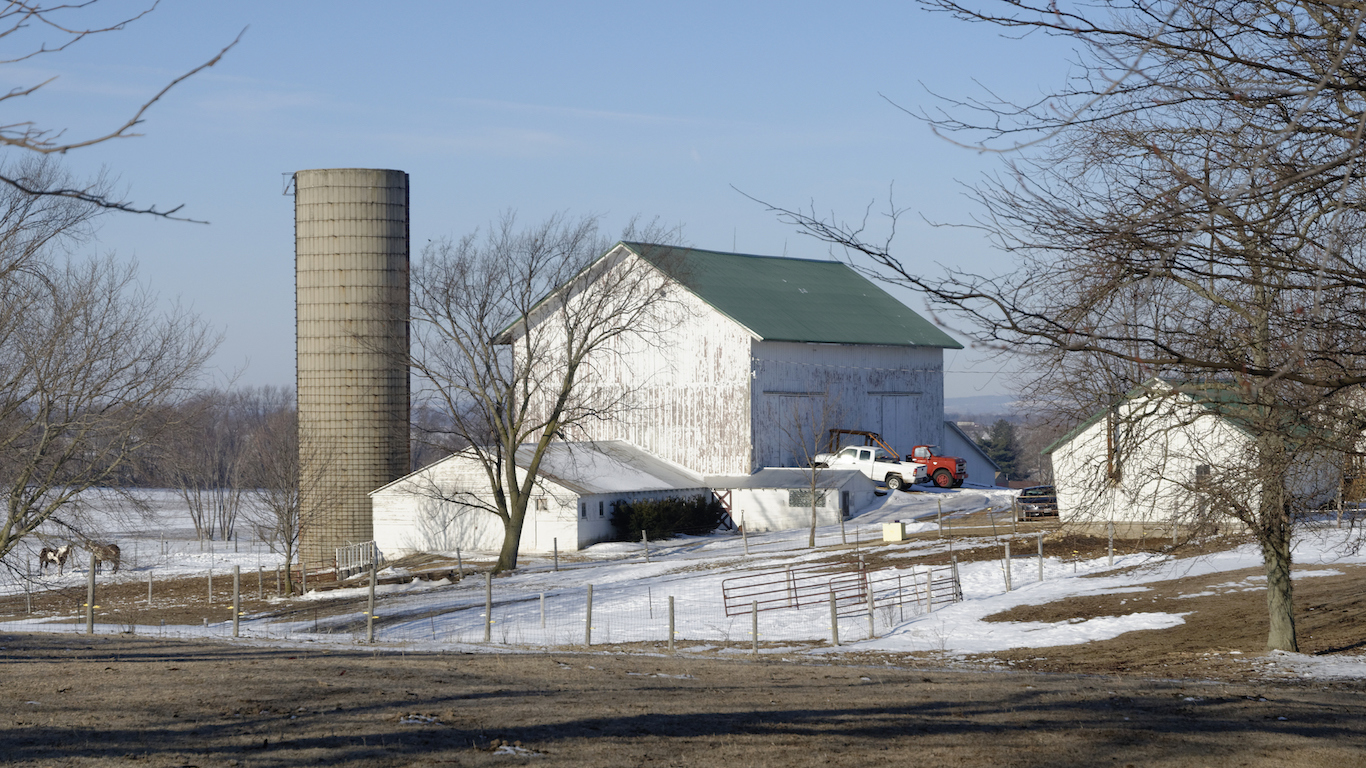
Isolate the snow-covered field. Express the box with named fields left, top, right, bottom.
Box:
left=5, top=485, right=1366, bottom=680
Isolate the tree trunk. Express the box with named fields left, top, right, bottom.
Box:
left=495, top=513, right=526, bottom=573
left=1255, top=431, right=1298, bottom=652
left=1261, top=514, right=1298, bottom=652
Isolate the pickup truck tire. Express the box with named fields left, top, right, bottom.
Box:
left=885, top=474, right=905, bottom=491
left=933, top=469, right=954, bottom=488
left=951, top=477, right=964, bottom=488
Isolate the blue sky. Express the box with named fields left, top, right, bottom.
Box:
left=4, top=1, right=1070, bottom=398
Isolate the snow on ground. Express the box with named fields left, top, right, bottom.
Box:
left=4, top=486, right=1366, bottom=680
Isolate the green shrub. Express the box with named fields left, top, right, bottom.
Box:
left=611, top=495, right=726, bottom=541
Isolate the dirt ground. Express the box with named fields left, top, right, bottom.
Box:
left=6, top=529, right=1366, bottom=765
left=4, top=633, right=1365, bottom=768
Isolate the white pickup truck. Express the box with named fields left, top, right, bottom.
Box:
left=812, top=446, right=927, bottom=491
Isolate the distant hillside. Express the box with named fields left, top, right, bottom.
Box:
left=944, top=394, right=1019, bottom=419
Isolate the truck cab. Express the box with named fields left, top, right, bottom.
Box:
left=907, top=445, right=968, bottom=488
left=813, top=445, right=927, bottom=491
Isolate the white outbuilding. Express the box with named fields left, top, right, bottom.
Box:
left=706, top=468, right=881, bottom=533
left=371, top=440, right=710, bottom=557
left=1043, top=378, right=1338, bottom=536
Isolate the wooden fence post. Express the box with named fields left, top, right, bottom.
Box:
left=751, top=600, right=759, bottom=656
left=366, top=564, right=377, bottom=643
left=829, top=584, right=840, bottom=646
left=483, top=572, right=493, bottom=643
left=232, top=566, right=241, bottom=638
left=584, top=584, right=593, bottom=646
left=85, top=552, right=96, bottom=635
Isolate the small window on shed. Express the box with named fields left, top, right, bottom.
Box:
left=598, top=501, right=604, bottom=517
left=535, top=497, right=548, bottom=511
left=1195, top=464, right=1211, bottom=483
left=788, top=490, right=828, bottom=507
left=580, top=502, right=586, bottom=519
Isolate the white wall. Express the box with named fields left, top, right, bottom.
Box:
left=729, top=484, right=880, bottom=533
left=521, top=250, right=756, bottom=476
left=1050, top=391, right=1255, bottom=529
left=751, top=341, right=945, bottom=470
left=372, top=454, right=581, bottom=557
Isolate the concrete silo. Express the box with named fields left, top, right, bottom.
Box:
left=295, top=168, right=410, bottom=571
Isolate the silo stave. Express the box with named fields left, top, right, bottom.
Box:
left=295, top=168, right=410, bottom=572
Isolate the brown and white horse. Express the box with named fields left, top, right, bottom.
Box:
left=38, top=544, right=72, bottom=576
left=91, top=543, right=121, bottom=574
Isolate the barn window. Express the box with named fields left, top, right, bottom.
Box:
left=789, top=490, right=828, bottom=507
left=598, top=501, right=604, bottom=517
left=1194, top=464, right=1211, bottom=484
left=580, top=502, right=586, bottom=519
left=535, top=497, right=548, bottom=511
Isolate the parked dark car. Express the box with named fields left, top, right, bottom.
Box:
left=1016, top=485, right=1058, bottom=517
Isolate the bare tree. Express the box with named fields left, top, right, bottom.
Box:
left=158, top=390, right=246, bottom=541
left=0, top=1, right=239, bottom=219
left=409, top=213, right=685, bottom=572
left=0, top=250, right=217, bottom=562
left=776, top=391, right=846, bottom=548
left=763, top=0, right=1366, bottom=651
left=242, top=407, right=333, bottom=596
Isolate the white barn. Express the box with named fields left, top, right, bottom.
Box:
left=1043, top=379, right=1338, bottom=536
left=510, top=242, right=964, bottom=477
left=707, top=468, right=881, bottom=532
left=371, top=440, right=710, bottom=556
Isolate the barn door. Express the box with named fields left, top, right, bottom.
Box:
left=877, top=394, right=918, bottom=453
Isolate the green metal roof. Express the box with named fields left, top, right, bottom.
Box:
left=1041, top=379, right=1269, bottom=455
left=621, top=242, right=962, bottom=349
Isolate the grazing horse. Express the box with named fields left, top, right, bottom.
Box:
left=38, top=544, right=72, bottom=576
left=91, top=543, right=121, bottom=574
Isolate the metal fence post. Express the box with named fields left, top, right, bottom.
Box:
left=258, top=565, right=264, bottom=600
left=937, top=499, right=944, bottom=537
left=741, top=516, right=749, bottom=555
left=668, top=595, right=675, bottom=653
left=148, top=570, right=153, bottom=605
left=208, top=567, right=213, bottom=604
left=642, top=530, right=650, bottom=563
left=551, top=540, right=557, bottom=572
left=540, top=591, right=546, bottom=628
left=1037, top=532, right=1044, bottom=582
